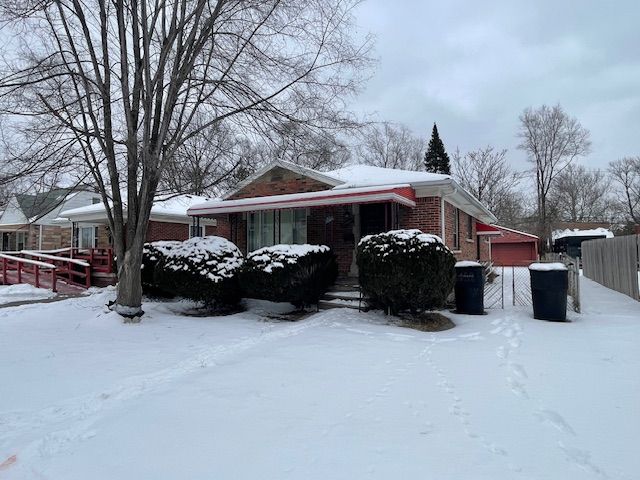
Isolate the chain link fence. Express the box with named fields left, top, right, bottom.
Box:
left=541, top=253, right=580, bottom=313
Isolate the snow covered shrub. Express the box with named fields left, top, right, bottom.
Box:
left=240, top=244, right=338, bottom=308
left=357, top=229, right=456, bottom=314
left=155, top=236, right=244, bottom=307
left=141, top=241, right=181, bottom=296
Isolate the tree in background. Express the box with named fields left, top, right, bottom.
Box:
left=451, top=146, right=525, bottom=225
left=357, top=122, right=424, bottom=170
left=518, top=104, right=591, bottom=250
left=609, top=157, right=640, bottom=224
left=424, top=123, right=451, bottom=174
left=264, top=120, right=352, bottom=171
left=0, top=0, right=372, bottom=319
left=549, top=164, right=614, bottom=222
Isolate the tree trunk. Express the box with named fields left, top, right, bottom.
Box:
left=114, top=245, right=144, bottom=322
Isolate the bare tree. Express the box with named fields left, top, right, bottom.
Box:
left=451, top=145, right=524, bottom=224
left=356, top=122, right=425, bottom=170
left=549, top=164, right=613, bottom=222
left=159, top=118, right=252, bottom=198
left=265, top=120, right=353, bottom=171
left=609, top=157, right=640, bottom=224
left=517, top=104, right=591, bottom=248
left=0, top=0, right=371, bottom=319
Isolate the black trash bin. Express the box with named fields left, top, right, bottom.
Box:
left=529, top=263, right=568, bottom=321
left=454, top=261, right=485, bottom=315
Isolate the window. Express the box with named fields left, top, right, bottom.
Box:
left=16, top=231, right=27, bottom=251
left=247, top=209, right=307, bottom=251
left=92, top=197, right=101, bottom=204
left=467, top=213, right=473, bottom=240
left=453, top=208, right=460, bottom=250
left=79, top=226, right=97, bottom=248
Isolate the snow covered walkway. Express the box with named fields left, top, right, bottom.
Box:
left=0, top=278, right=638, bottom=479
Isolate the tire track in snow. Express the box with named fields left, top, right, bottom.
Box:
left=0, top=314, right=328, bottom=465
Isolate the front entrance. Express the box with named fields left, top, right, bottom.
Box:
left=360, top=203, right=398, bottom=236
left=349, top=202, right=400, bottom=276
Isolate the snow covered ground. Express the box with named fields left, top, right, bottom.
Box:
left=0, top=284, right=56, bottom=306
left=0, top=278, right=638, bottom=479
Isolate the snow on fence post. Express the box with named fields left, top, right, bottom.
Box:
left=582, top=234, right=639, bottom=301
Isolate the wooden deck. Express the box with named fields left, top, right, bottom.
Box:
left=1, top=270, right=88, bottom=295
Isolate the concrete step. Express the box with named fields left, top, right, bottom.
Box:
left=323, top=291, right=362, bottom=301
left=318, top=298, right=362, bottom=310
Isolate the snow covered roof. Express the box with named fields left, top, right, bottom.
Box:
left=326, top=165, right=451, bottom=189
left=552, top=228, right=613, bottom=241
left=59, top=194, right=218, bottom=223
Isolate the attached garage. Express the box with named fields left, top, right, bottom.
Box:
left=490, top=226, right=539, bottom=266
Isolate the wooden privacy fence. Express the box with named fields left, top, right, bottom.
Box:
left=582, top=234, right=640, bottom=301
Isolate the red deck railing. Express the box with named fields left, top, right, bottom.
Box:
left=22, top=251, right=92, bottom=288
left=0, top=253, right=58, bottom=292
left=0, top=247, right=115, bottom=292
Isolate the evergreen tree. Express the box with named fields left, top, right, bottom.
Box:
left=424, top=123, right=451, bottom=174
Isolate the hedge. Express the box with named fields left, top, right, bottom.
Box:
left=240, top=244, right=338, bottom=308
left=357, top=229, right=456, bottom=314
left=154, top=236, right=244, bottom=307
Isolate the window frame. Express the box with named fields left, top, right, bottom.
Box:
left=466, top=213, right=473, bottom=240
left=247, top=208, right=307, bottom=251
left=453, top=208, right=460, bottom=250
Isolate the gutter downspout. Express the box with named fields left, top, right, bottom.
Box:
left=38, top=224, right=43, bottom=250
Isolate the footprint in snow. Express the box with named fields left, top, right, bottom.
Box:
left=534, top=409, right=575, bottom=435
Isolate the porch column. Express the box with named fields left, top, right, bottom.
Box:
left=349, top=204, right=360, bottom=277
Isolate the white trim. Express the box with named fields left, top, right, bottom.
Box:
left=494, top=225, right=539, bottom=239
left=222, top=160, right=343, bottom=200
left=189, top=190, right=416, bottom=216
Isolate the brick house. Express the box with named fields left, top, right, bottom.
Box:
left=188, top=161, right=497, bottom=275
left=0, top=188, right=103, bottom=252
left=56, top=194, right=218, bottom=248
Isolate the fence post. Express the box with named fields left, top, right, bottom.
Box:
left=512, top=266, right=515, bottom=306
left=51, top=269, right=57, bottom=293
left=17, top=262, right=22, bottom=283
left=85, top=265, right=91, bottom=288
left=35, top=265, right=40, bottom=288
left=1, top=258, right=5, bottom=285
left=501, top=266, right=504, bottom=309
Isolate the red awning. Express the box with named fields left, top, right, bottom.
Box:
left=476, top=222, right=502, bottom=236
left=188, top=185, right=417, bottom=216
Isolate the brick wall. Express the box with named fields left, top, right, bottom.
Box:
left=145, top=221, right=189, bottom=242
left=442, top=201, right=480, bottom=260
left=399, top=197, right=441, bottom=235
left=229, top=166, right=332, bottom=200
left=397, top=197, right=483, bottom=261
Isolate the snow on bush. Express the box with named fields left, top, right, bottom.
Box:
left=241, top=244, right=338, bottom=308
left=141, top=241, right=182, bottom=296
left=357, top=229, right=456, bottom=314
left=156, top=236, right=244, bottom=307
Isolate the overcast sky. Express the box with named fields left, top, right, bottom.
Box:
left=351, top=0, right=640, bottom=170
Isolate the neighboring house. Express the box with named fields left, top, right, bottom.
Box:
left=188, top=160, right=497, bottom=275
left=0, top=188, right=102, bottom=251
left=488, top=225, right=539, bottom=266
left=552, top=227, right=614, bottom=258
left=56, top=194, right=218, bottom=248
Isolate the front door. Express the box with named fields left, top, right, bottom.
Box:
left=360, top=203, right=389, bottom=236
